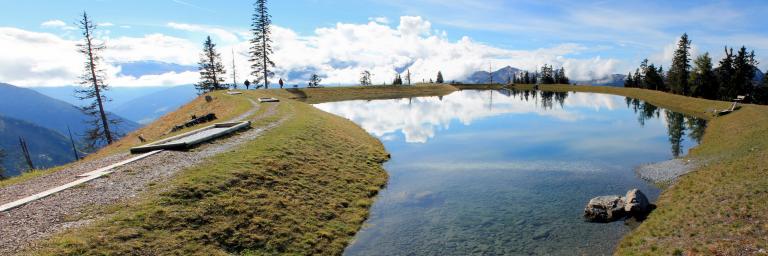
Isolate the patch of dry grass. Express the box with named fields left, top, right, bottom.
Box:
left=32, top=93, right=389, bottom=255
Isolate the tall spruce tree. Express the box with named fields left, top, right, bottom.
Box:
left=638, top=59, right=649, bottom=88
left=557, top=68, right=569, bottom=84
left=755, top=70, right=768, bottom=104
left=689, top=53, right=717, bottom=99
left=360, top=70, right=372, bottom=86
left=732, top=46, right=758, bottom=100
left=75, top=12, right=118, bottom=149
left=668, top=33, right=692, bottom=95
left=644, top=64, right=665, bottom=91
left=308, top=74, right=322, bottom=88
left=250, top=0, right=275, bottom=89
left=436, top=71, right=444, bottom=84
left=392, top=74, right=403, bottom=85
left=405, top=69, right=412, bottom=85
left=625, top=72, right=634, bottom=87
left=716, top=47, right=736, bottom=100
left=195, top=36, right=227, bottom=94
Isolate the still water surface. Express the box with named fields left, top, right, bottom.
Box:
left=314, top=90, right=705, bottom=255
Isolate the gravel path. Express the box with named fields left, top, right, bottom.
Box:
left=0, top=99, right=263, bottom=207
left=0, top=99, right=287, bottom=255
left=635, top=158, right=697, bottom=183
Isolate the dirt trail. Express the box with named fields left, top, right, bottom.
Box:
left=0, top=98, right=287, bottom=255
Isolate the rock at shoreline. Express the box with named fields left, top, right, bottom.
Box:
left=584, top=189, right=655, bottom=222
left=624, top=189, right=650, bottom=214
left=584, top=195, right=626, bottom=222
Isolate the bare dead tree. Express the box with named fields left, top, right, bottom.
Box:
left=19, top=137, right=34, bottom=171
left=0, top=147, right=6, bottom=179
left=75, top=12, right=120, bottom=149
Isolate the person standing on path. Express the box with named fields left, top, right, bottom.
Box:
left=279, top=78, right=284, bottom=89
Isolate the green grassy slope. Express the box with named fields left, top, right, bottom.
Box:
left=34, top=93, right=389, bottom=255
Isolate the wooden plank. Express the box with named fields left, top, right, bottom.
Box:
left=130, top=121, right=251, bottom=154
left=0, top=150, right=163, bottom=213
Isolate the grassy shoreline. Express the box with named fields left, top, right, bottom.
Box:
left=14, top=84, right=768, bottom=255
left=520, top=84, right=768, bottom=255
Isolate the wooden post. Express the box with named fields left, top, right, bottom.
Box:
left=67, top=125, right=80, bottom=161
left=19, top=137, right=34, bottom=171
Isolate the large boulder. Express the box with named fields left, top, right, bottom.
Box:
left=625, top=189, right=651, bottom=214
left=584, top=195, right=626, bottom=222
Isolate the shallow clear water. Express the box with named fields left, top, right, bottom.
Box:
left=314, top=90, right=705, bottom=256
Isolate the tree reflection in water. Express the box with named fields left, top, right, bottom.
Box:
left=497, top=90, right=705, bottom=158
left=623, top=97, right=707, bottom=158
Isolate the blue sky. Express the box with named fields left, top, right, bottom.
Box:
left=1, top=0, right=767, bottom=87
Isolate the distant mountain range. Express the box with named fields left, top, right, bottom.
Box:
left=0, top=83, right=140, bottom=177
left=463, top=66, right=626, bottom=86
left=0, top=83, right=140, bottom=138
left=111, top=85, right=198, bottom=124
left=464, top=66, right=522, bottom=84
left=34, top=85, right=198, bottom=125
left=33, top=86, right=174, bottom=109
left=0, top=116, right=77, bottom=177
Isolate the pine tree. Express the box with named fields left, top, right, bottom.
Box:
left=658, top=65, right=667, bottom=91
left=230, top=49, right=238, bottom=89
left=524, top=71, right=530, bottom=84
left=195, top=36, right=227, bottom=94
left=360, top=70, right=372, bottom=86
left=717, top=47, right=736, bottom=100
left=392, top=74, right=403, bottom=85
left=540, top=65, right=555, bottom=84
left=75, top=12, right=119, bottom=149
left=644, top=64, right=665, bottom=91
left=755, top=71, right=768, bottom=104
left=625, top=72, right=634, bottom=87
left=668, top=33, right=692, bottom=95
left=732, top=46, right=758, bottom=100
left=250, top=0, right=275, bottom=89
left=557, top=68, right=569, bottom=84
left=308, top=74, right=322, bottom=88
left=689, top=53, right=716, bottom=99
left=405, top=69, right=412, bottom=85
left=436, top=71, right=444, bottom=84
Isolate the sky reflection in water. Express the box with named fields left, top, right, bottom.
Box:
left=314, top=90, right=705, bottom=255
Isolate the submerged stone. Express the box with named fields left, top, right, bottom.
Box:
left=584, top=195, right=625, bottom=222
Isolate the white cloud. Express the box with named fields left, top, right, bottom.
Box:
left=0, top=27, right=199, bottom=87
left=167, top=22, right=240, bottom=43
left=104, top=33, right=199, bottom=65
left=98, top=22, right=115, bottom=27
left=40, top=19, right=76, bottom=30
left=370, top=17, right=390, bottom=24
left=41, top=19, right=66, bottom=27
left=3, top=16, right=620, bottom=87
left=266, top=16, right=618, bottom=85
